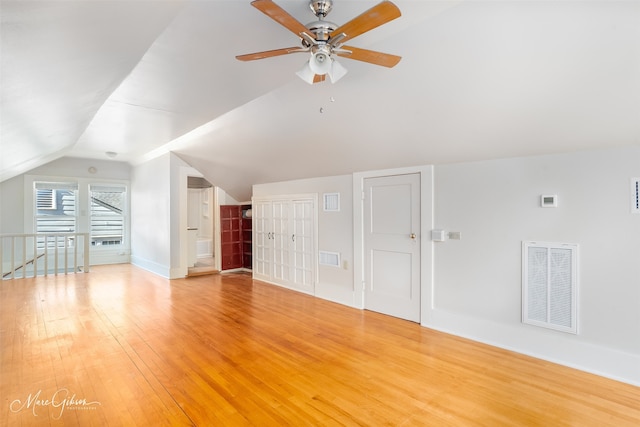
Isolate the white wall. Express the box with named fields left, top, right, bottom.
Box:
left=251, top=148, right=639, bottom=385
left=26, top=157, right=131, bottom=181
left=253, top=174, right=354, bottom=305
left=431, top=146, right=640, bottom=385
left=130, top=153, right=172, bottom=277
left=0, top=175, right=25, bottom=234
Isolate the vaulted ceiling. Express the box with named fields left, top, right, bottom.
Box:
left=2, top=0, right=639, bottom=201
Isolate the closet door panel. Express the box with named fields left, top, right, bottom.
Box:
left=252, top=201, right=271, bottom=281
left=271, top=200, right=291, bottom=284
left=291, top=199, right=314, bottom=293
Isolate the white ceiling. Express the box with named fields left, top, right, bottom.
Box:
left=2, top=0, right=639, bottom=201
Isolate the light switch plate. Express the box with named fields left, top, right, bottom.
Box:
left=432, top=229, right=446, bottom=242
left=448, top=231, right=461, bottom=240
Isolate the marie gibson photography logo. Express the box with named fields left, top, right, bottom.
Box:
left=9, top=388, right=101, bottom=420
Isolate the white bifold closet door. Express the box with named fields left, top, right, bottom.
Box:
left=252, top=195, right=316, bottom=295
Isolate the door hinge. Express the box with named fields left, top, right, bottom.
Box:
left=361, top=191, right=365, bottom=201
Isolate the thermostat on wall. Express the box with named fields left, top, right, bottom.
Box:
left=541, top=194, right=558, bottom=208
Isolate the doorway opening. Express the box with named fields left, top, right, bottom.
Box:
left=187, top=176, right=217, bottom=277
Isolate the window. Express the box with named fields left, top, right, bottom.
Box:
left=34, top=182, right=78, bottom=250
left=90, top=184, right=126, bottom=248
left=35, top=182, right=77, bottom=234
left=36, top=189, right=57, bottom=210
left=522, top=241, right=578, bottom=334
left=29, top=178, right=130, bottom=265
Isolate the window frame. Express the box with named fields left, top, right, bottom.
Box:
left=89, top=184, right=127, bottom=251
left=33, top=181, right=78, bottom=235
left=25, top=175, right=131, bottom=266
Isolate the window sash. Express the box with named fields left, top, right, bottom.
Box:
left=34, top=182, right=77, bottom=234
left=89, top=185, right=126, bottom=247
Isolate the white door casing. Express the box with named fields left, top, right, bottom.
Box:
left=363, top=173, right=421, bottom=322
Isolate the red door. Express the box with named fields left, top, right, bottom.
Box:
left=220, top=205, right=242, bottom=270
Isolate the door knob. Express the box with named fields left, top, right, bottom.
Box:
left=410, top=233, right=417, bottom=240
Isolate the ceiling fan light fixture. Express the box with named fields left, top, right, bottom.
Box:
left=296, top=61, right=316, bottom=84
left=328, top=58, right=348, bottom=83
left=309, top=50, right=331, bottom=75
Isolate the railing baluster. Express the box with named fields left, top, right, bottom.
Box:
left=64, top=236, right=68, bottom=275
left=1, top=233, right=90, bottom=280
left=33, top=236, right=38, bottom=277
left=44, top=235, right=49, bottom=276
left=21, top=235, right=26, bottom=278
left=73, top=235, right=78, bottom=273
left=54, top=235, right=59, bottom=276
left=83, top=233, right=90, bottom=273
left=10, top=237, right=15, bottom=280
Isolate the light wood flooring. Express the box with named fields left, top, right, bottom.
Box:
left=1, top=264, right=639, bottom=426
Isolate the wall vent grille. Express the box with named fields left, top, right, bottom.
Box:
left=632, top=178, right=640, bottom=213
left=522, top=241, right=578, bottom=334
left=319, top=251, right=340, bottom=267
left=323, top=193, right=340, bottom=212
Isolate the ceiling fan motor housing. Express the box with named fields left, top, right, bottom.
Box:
left=309, top=0, right=333, bottom=18
left=305, top=20, right=337, bottom=43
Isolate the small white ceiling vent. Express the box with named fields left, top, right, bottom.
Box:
left=632, top=178, right=640, bottom=214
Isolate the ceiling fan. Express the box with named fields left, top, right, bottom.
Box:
left=236, top=0, right=402, bottom=84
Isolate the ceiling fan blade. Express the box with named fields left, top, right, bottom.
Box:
left=330, top=1, right=401, bottom=46
left=236, top=47, right=307, bottom=61
left=313, top=74, right=326, bottom=84
left=336, top=45, right=401, bottom=68
left=251, top=0, right=316, bottom=41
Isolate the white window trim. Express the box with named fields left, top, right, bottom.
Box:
left=25, top=175, right=131, bottom=265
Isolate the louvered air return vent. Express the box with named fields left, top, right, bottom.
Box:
left=319, top=251, right=340, bottom=267
left=522, top=241, right=578, bottom=334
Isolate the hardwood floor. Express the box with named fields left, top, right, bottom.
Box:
left=1, top=264, right=639, bottom=426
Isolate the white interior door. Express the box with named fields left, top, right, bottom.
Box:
left=364, top=173, right=421, bottom=322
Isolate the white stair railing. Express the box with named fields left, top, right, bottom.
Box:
left=1, top=233, right=90, bottom=280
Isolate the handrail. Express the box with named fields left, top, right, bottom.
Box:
left=1, top=233, right=90, bottom=280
